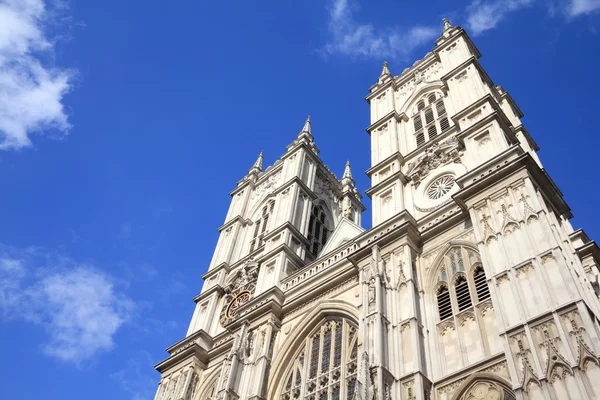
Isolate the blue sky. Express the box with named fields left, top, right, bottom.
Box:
left=0, top=0, right=599, bottom=399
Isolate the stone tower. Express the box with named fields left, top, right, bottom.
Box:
left=153, top=20, right=600, bottom=400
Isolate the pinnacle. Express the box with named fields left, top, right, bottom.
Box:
left=380, top=61, right=391, bottom=77
left=343, top=159, right=353, bottom=180
left=443, top=17, right=452, bottom=30
left=301, top=115, right=311, bottom=134
left=250, top=151, right=263, bottom=172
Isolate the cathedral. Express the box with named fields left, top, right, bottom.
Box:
left=152, top=19, right=600, bottom=400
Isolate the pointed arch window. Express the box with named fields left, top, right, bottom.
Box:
left=280, top=318, right=358, bottom=400
left=250, top=201, right=275, bottom=252
left=412, top=92, right=450, bottom=148
left=307, top=205, right=330, bottom=258
left=435, top=246, right=491, bottom=321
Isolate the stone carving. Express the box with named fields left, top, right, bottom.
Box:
left=225, top=258, right=259, bottom=294
left=406, top=138, right=463, bottom=186
left=250, top=170, right=282, bottom=203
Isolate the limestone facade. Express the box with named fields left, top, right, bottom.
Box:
left=152, top=20, right=600, bottom=400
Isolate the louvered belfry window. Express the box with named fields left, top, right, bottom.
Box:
left=412, top=92, right=450, bottom=148
left=474, top=266, right=490, bottom=301
left=281, top=318, right=358, bottom=400
left=249, top=201, right=275, bottom=252
left=435, top=247, right=491, bottom=321
left=307, top=205, right=330, bottom=258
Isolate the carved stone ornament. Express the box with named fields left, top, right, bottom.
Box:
left=406, top=137, right=463, bottom=187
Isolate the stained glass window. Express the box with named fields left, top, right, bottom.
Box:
left=281, top=318, right=358, bottom=399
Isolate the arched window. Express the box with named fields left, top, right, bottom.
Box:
left=412, top=92, right=450, bottom=147
left=281, top=318, right=358, bottom=400
left=457, top=380, right=516, bottom=400
left=435, top=246, right=490, bottom=320
left=307, top=205, right=330, bottom=258
left=249, top=201, right=275, bottom=252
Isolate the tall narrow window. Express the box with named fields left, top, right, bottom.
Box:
left=437, top=285, right=453, bottom=320
left=307, top=205, right=329, bottom=258
left=249, top=201, right=274, bottom=252
left=474, top=266, right=490, bottom=301
left=412, top=92, right=450, bottom=148
left=455, top=276, right=472, bottom=311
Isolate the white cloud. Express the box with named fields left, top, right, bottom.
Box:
left=0, top=0, right=73, bottom=149
left=568, top=0, right=600, bottom=15
left=466, top=0, right=534, bottom=35
left=0, top=247, right=134, bottom=364
left=323, top=0, right=438, bottom=60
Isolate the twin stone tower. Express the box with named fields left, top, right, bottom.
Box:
left=152, top=20, right=600, bottom=400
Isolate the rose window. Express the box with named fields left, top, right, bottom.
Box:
left=426, top=175, right=455, bottom=200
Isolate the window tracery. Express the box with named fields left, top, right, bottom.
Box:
left=250, top=200, right=275, bottom=252
left=458, top=380, right=516, bottom=400
left=412, top=91, right=450, bottom=147
left=281, top=318, right=358, bottom=400
left=307, top=205, right=330, bottom=258
left=435, top=246, right=490, bottom=321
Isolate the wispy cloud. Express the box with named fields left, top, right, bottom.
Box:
left=0, top=0, right=74, bottom=149
left=322, top=0, right=438, bottom=60
left=466, top=0, right=534, bottom=35
left=568, top=0, right=600, bottom=16
left=0, top=246, right=134, bottom=365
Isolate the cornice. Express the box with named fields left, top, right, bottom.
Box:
left=218, top=215, right=251, bottom=233
left=365, top=111, right=408, bottom=135
left=283, top=137, right=321, bottom=156
left=229, top=163, right=285, bottom=197
left=365, top=152, right=405, bottom=177
left=575, top=240, right=600, bottom=263
left=499, top=90, right=524, bottom=118
left=453, top=146, right=572, bottom=219
left=440, top=56, right=495, bottom=90
left=165, top=329, right=213, bottom=355
left=513, top=124, right=540, bottom=151
left=261, top=221, right=311, bottom=248
left=275, top=176, right=318, bottom=201
left=257, top=243, right=306, bottom=271
left=154, top=343, right=209, bottom=373
left=224, top=286, right=284, bottom=331
left=365, top=78, right=398, bottom=102
left=192, top=284, right=225, bottom=304
left=365, top=170, right=408, bottom=198
left=433, top=27, right=482, bottom=59
left=201, top=262, right=231, bottom=281
left=366, top=51, right=440, bottom=100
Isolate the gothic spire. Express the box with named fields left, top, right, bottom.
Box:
left=377, top=61, right=392, bottom=84
left=251, top=151, right=264, bottom=171
left=246, top=151, right=263, bottom=182
left=343, top=160, right=353, bottom=180
left=300, top=115, right=311, bottom=135
left=295, top=115, right=314, bottom=144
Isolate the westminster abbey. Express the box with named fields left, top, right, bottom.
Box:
left=152, top=19, right=600, bottom=400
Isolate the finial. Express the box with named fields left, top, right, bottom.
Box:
left=250, top=151, right=263, bottom=172
left=343, top=159, right=353, bottom=180
left=380, top=61, right=391, bottom=77
left=443, top=18, right=452, bottom=30
left=301, top=115, right=311, bottom=134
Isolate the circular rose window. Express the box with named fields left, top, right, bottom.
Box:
left=426, top=175, right=455, bottom=200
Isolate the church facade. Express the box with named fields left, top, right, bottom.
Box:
left=152, top=20, right=600, bottom=400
